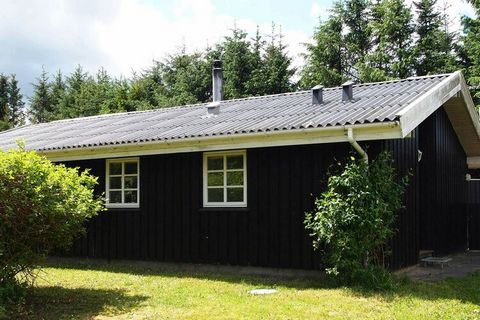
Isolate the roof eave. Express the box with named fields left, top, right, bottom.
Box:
left=42, top=121, right=403, bottom=162
left=396, top=71, right=480, bottom=163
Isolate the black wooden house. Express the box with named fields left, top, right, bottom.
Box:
left=1, top=66, right=479, bottom=270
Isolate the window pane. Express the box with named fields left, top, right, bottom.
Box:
left=227, top=187, right=243, bottom=202
left=109, top=176, right=122, bottom=189
left=207, top=156, right=223, bottom=170
left=208, top=188, right=224, bottom=202
left=109, top=162, right=122, bottom=175
left=124, top=190, right=138, bottom=204
left=227, top=155, right=243, bottom=169
left=227, top=171, right=243, bottom=186
left=124, top=162, right=138, bottom=174
left=124, top=176, right=138, bottom=189
left=109, top=191, right=122, bottom=203
left=208, top=172, right=223, bottom=186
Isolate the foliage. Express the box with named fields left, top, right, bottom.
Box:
left=299, top=6, right=345, bottom=88
left=365, top=0, right=415, bottom=80
left=461, top=0, right=480, bottom=108
left=7, top=74, right=25, bottom=127
left=29, top=69, right=53, bottom=124
left=0, top=145, right=104, bottom=297
left=413, top=0, right=457, bottom=76
left=305, top=151, right=408, bottom=286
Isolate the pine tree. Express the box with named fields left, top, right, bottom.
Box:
left=413, top=0, right=457, bottom=75
left=29, top=69, right=52, bottom=124
left=7, top=74, right=25, bottom=127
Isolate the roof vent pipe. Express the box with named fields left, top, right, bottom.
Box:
left=312, top=85, right=324, bottom=104
left=342, top=80, right=354, bottom=101
left=212, top=60, right=224, bottom=102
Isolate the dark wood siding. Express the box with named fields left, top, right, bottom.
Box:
left=468, top=180, right=480, bottom=249
left=419, top=107, right=468, bottom=253
left=376, top=128, right=420, bottom=269
left=65, top=144, right=355, bottom=269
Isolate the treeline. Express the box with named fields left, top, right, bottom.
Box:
left=2, top=0, right=480, bottom=129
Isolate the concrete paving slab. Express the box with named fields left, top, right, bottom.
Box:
left=399, top=251, right=480, bottom=282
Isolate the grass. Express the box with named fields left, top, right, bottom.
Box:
left=5, top=259, right=480, bottom=319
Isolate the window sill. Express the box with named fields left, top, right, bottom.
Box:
left=106, top=207, right=141, bottom=212
left=198, top=207, right=250, bottom=213
left=106, top=204, right=140, bottom=210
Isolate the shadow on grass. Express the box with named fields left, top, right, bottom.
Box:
left=41, top=257, right=480, bottom=307
left=8, top=286, right=147, bottom=320
left=43, top=257, right=335, bottom=290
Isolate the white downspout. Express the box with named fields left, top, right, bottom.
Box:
left=347, top=127, right=368, bottom=163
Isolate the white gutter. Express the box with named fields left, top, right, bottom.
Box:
left=347, top=127, right=368, bottom=163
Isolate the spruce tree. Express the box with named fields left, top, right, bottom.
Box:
left=221, top=25, right=256, bottom=99
left=413, top=0, right=457, bottom=75
left=260, top=24, right=295, bottom=94
left=363, top=0, right=415, bottom=80
left=299, top=8, right=344, bottom=88
left=7, top=74, right=25, bottom=127
left=0, top=74, right=10, bottom=130
left=461, top=0, right=480, bottom=107
left=246, top=26, right=266, bottom=95
left=342, top=0, right=373, bottom=79
left=29, top=69, right=52, bottom=124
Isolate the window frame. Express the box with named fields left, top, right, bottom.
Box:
left=105, top=157, right=140, bottom=209
left=203, top=150, right=247, bottom=208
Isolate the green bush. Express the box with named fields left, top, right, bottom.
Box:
left=0, top=145, right=104, bottom=296
left=304, top=151, right=408, bottom=287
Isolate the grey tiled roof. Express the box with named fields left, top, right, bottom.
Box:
left=0, top=74, right=450, bottom=152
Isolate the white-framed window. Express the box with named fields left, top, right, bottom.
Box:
left=106, top=158, right=140, bottom=208
left=203, top=150, right=247, bottom=207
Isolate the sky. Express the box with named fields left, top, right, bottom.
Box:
left=0, top=0, right=475, bottom=97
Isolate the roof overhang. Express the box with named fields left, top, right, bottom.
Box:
left=396, top=71, right=480, bottom=168
left=43, top=121, right=403, bottom=162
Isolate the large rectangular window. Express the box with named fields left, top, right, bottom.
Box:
left=106, top=158, right=140, bottom=208
left=203, top=150, right=247, bottom=207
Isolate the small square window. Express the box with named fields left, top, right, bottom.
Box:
left=203, top=151, right=246, bottom=207
left=106, top=158, right=140, bottom=208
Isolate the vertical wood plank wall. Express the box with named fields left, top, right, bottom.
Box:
left=66, top=144, right=353, bottom=269
left=419, top=107, right=468, bottom=253
left=468, top=180, right=480, bottom=250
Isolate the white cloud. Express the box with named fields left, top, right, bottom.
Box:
left=310, top=2, right=330, bottom=23
left=0, top=0, right=309, bottom=96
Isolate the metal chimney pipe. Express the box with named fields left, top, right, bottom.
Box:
left=342, top=80, right=354, bottom=101
left=311, top=85, right=324, bottom=104
left=212, top=60, right=223, bottom=102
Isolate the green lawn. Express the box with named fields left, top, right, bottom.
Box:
left=7, top=260, right=480, bottom=319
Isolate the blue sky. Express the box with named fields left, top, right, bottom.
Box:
left=0, top=0, right=473, bottom=97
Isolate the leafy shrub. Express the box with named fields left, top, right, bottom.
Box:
left=304, top=151, right=408, bottom=288
left=0, top=145, right=104, bottom=294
